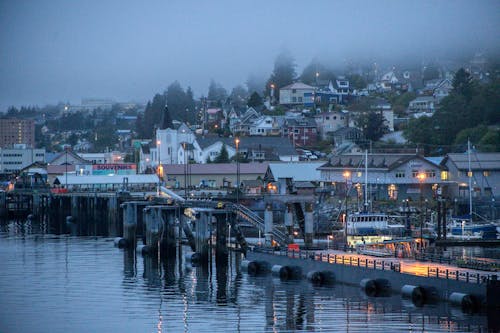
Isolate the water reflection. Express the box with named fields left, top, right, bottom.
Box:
left=0, top=218, right=494, bottom=333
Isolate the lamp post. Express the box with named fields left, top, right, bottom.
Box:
left=235, top=137, right=240, bottom=205
left=157, top=140, right=161, bottom=196
left=65, top=146, right=68, bottom=191
left=270, top=84, right=275, bottom=105
left=183, top=142, right=187, bottom=198
left=343, top=170, right=351, bottom=248
left=417, top=172, right=426, bottom=251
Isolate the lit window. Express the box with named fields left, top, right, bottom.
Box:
left=440, top=171, right=448, bottom=180
left=388, top=184, right=398, bottom=200
left=483, top=171, right=490, bottom=177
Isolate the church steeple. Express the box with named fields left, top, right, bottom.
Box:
left=160, top=104, right=173, bottom=130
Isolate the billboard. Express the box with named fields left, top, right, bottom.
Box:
left=92, top=163, right=137, bottom=175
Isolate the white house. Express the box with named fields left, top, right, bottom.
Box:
left=249, top=116, right=281, bottom=136
left=279, top=82, right=316, bottom=105
left=408, top=96, right=436, bottom=113
left=314, top=111, right=348, bottom=140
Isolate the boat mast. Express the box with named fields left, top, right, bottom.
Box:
left=468, top=138, right=473, bottom=224
left=364, top=149, right=368, bottom=212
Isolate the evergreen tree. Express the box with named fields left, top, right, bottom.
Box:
left=265, top=50, right=296, bottom=100
left=355, top=111, right=388, bottom=142
left=452, top=68, right=474, bottom=101
left=247, top=92, right=263, bottom=107
left=214, top=144, right=230, bottom=163
left=207, top=80, right=227, bottom=106
left=300, top=60, right=336, bottom=85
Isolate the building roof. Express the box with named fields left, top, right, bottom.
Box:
left=196, top=136, right=298, bottom=157
left=56, top=174, right=159, bottom=186
left=164, top=162, right=269, bottom=176
left=241, top=179, right=264, bottom=187
left=266, top=162, right=324, bottom=182
left=281, top=82, right=316, bottom=90
left=294, top=181, right=316, bottom=188
left=286, top=117, right=317, bottom=128
left=411, top=96, right=435, bottom=103
left=443, top=152, right=500, bottom=171
left=318, top=154, right=444, bottom=171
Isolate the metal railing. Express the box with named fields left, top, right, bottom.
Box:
left=253, top=247, right=496, bottom=284
left=232, top=203, right=289, bottom=245
left=427, top=267, right=490, bottom=283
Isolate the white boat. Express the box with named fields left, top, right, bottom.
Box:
left=345, top=151, right=405, bottom=238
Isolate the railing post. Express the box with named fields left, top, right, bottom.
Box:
left=427, top=266, right=429, bottom=277
left=456, top=270, right=459, bottom=281
left=365, top=259, right=368, bottom=268
left=357, top=258, right=360, bottom=266
left=349, top=257, right=352, bottom=266
left=466, top=272, right=469, bottom=283
left=446, top=269, right=449, bottom=279
left=373, top=261, right=376, bottom=269
left=334, top=255, right=337, bottom=263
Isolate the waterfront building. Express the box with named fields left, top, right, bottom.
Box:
left=0, top=144, right=45, bottom=174
left=162, top=162, right=268, bottom=189
left=54, top=174, right=159, bottom=192
left=318, top=153, right=447, bottom=201
left=0, top=118, right=35, bottom=148
left=264, top=162, right=323, bottom=195
left=441, top=152, right=500, bottom=199
left=46, top=149, right=91, bottom=184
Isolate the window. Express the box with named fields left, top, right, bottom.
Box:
left=440, top=171, right=448, bottom=180
left=326, top=116, right=330, bottom=120
left=388, top=184, right=398, bottom=200
left=292, top=97, right=297, bottom=102
left=298, top=97, right=303, bottom=102
left=425, top=170, right=436, bottom=178
left=483, top=171, right=490, bottom=177
left=395, top=171, right=405, bottom=178
left=292, top=89, right=297, bottom=93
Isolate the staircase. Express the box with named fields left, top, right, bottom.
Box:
left=231, top=203, right=290, bottom=246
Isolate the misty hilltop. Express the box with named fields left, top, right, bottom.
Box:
left=1, top=0, right=499, bottom=109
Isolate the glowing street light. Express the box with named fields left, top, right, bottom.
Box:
left=157, top=140, right=161, bottom=195
left=343, top=170, right=351, bottom=247
left=235, top=137, right=240, bottom=205
left=417, top=172, right=426, bottom=249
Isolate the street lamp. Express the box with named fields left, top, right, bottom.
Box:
left=417, top=172, right=426, bottom=251
left=235, top=137, right=240, bottom=205
left=157, top=140, right=161, bottom=195
left=343, top=170, right=351, bottom=248
left=270, top=84, right=275, bottom=105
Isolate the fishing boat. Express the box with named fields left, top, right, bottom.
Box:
left=447, top=216, right=497, bottom=239
left=345, top=151, right=405, bottom=246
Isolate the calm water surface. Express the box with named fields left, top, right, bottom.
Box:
left=0, top=220, right=492, bottom=333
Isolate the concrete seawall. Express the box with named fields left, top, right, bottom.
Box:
left=246, top=249, right=496, bottom=309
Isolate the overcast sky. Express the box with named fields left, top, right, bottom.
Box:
left=0, top=0, right=498, bottom=110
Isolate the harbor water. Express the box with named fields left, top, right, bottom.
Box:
left=0, top=220, right=494, bottom=333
